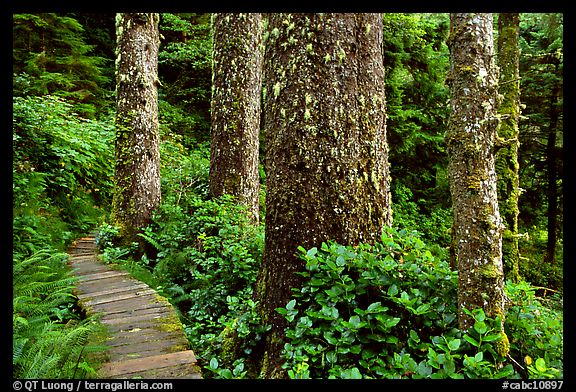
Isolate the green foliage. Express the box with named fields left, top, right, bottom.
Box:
left=13, top=250, right=105, bottom=378
left=158, top=132, right=211, bottom=201
left=12, top=13, right=111, bottom=118
left=277, top=228, right=562, bottom=379
left=158, top=13, right=212, bottom=141
left=13, top=95, right=114, bottom=236
left=504, top=280, right=563, bottom=378
left=392, top=183, right=452, bottom=250
left=384, top=13, right=451, bottom=213
left=517, top=13, right=563, bottom=260
left=141, top=194, right=264, bottom=347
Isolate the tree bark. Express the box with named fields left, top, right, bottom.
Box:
left=112, top=13, right=161, bottom=246
left=446, top=14, right=508, bottom=356
left=255, top=13, right=392, bottom=378
left=209, top=13, right=262, bottom=223
left=496, top=13, right=521, bottom=283
left=545, top=80, right=560, bottom=264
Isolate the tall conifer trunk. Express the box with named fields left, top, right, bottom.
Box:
left=255, top=13, right=392, bottom=378
left=209, top=13, right=262, bottom=223
left=545, top=81, right=561, bottom=264
left=112, top=13, right=161, bottom=246
left=496, top=13, right=521, bottom=283
left=446, top=14, right=508, bottom=356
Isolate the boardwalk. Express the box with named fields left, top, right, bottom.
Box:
left=68, top=234, right=202, bottom=379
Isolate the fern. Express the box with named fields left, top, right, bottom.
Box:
left=13, top=248, right=107, bottom=379
left=138, top=229, right=164, bottom=252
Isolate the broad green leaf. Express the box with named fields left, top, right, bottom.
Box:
left=209, top=357, right=218, bottom=369
left=286, top=299, right=296, bottom=311
left=535, top=358, right=547, bottom=372
left=473, top=321, right=488, bottom=334
left=341, top=367, right=362, bottom=379
left=447, top=338, right=461, bottom=351
left=463, top=334, right=480, bottom=347
left=482, top=333, right=502, bottom=343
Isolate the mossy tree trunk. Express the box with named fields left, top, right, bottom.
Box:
left=255, top=13, right=392, bottom=378
left=496, top=13, right=521, bottom=283
left=545, top=78, right=561, bottom=264
left=446, top=14, right=508, bottom=354
left=112, top=13, right=161, bottom=247
left=209, top=13, right=262, bottom=223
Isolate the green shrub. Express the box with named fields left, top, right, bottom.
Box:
left=504, top=280, right=563, bottom=378
left=138, top=194, right=264, bottom=361
left=277, top=228, right=562, bottom=379
left=13, top=95, right=114, bottom=235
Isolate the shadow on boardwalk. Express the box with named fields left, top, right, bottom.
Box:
left=68, top=234, right=202, bottom=379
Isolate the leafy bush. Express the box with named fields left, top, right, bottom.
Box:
left=13, top=95, right=114, bottom=234
left=277, top=228, right=563, bottom=379
left=143, top=196, right=263, bottom=339
left=504, top=280, right=563, bottom=378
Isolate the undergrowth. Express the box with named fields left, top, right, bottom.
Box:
left=13, top=250, right=106, bottom=378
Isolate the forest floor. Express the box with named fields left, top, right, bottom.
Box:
left=67, top=234, right=202, bottom=379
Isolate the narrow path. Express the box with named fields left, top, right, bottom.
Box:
left=68, top=234, right=202, bottom=379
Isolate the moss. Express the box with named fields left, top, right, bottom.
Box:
left=495, top=331, right=510, bottom=358
left=479, top=262, right=503, bottom=279
left=218, top=324, right=241, bottom=366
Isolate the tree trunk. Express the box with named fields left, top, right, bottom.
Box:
left=545, top=81, right=560, bottom=264
left=255, top=13, right=392, bottom=378
left=112, top=13, right=161, bottom=247
left=209, top=13, right=262, bottom=223
left=446, top=14, right=508, bottom=356
left=496, top=13, right=521, bottom=283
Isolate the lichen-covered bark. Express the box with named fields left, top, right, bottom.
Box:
left=209, top=13, right=262, bottom=223
left=446, top=14, right=507, bottom=343
left=112, top=13, right=161, bottom=245
left=496, top=13, right=521, bottom=283
left=545, top=80, right=561, bottom=264
left=255, top=13, right=392, bottom=378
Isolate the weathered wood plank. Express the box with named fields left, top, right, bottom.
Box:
left=83, top=289, right=156, bottom=307
left=77, top=270, right=131, bottom=282
left=99, top=303, right=168, bottom=320
left=101, top=309, right=173, bottom=326
left=99, top=350, right=199, bottom=378
left=77, top=282, right=151, bottom=300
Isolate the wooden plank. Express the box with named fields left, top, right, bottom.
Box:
left=83, top=288, right=156, bottom=307
left=78, top=270, right=131, bottom=282
left=69, top=254, right=98, bottom=261
left=100, top=310, right=174, bottom=326
left=88, top=296, right=167, bottom=313
left=107, top=338, right=189, bottom=357
left=76, top=277, right=138, bottom=293
left=77, top=282, right=150, bottom=299
left=105, top=329, right=185, bottom=347
left=99, top=350, right=198, bottom=378
left=99, top=302, right=168, bottom=320
left=109, top=362, right=203, bottom=379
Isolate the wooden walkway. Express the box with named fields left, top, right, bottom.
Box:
left=68, top=234, right=202, bottom=379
